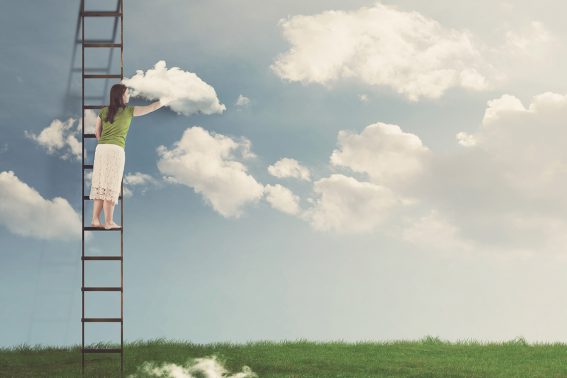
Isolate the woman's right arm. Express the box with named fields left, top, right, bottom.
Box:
left=132, top=100, right=164, bottom=117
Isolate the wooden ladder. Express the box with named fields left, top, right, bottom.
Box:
left=80, top=0, right=125, bottom=376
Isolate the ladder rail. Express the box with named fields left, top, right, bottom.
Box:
left=81, top=0, right=85, bottom=371
left=119, top=0, right=125, bottom=370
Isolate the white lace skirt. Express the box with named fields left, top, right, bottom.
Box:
left=89, top=143, right=125, bottom=204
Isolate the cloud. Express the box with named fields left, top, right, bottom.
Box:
left=122, top=172, right=162, bottom=198
left=263, top=184, right=301, bottom=215
left=81, top=108, right=98, bottom=134
left=235, top=94, right=250, bottom=108
left=270, top=2, right=554, bottom=101
left=451, top=92, right=567, bottom=206
left=24, top=109, right=97, bottom=161
left=122, top=185, right=133, bottom=199
left=128, top=354, right=257, bottom=378
left=0, top=170, right=83, bottom=241
left=267, top=158, right=311, bottom=181
left=122, top=60, right=226, bottom=116
left=25, top=117, right=78, bottom=159
left=358, top=94, right=369, bottom=102
left=297, top=123, right=424, bottom=236
left=401, top=209, right=476, bottom=258
left=288, top=91, right=567, bottom=259
left=503, top=21, right=552, bottom=54
left=455, top=131, right=477, bottom=147
left=301, top=173, right=409, bottom=234
left=156, top=126, right=264, bottom=218
left=270, top=2, right=492, bottom=101
left=329, top=122, right=431, bottom=188
left=293, top=125, right=469, bottom=247
left=124, top=172, right=157, bottom=186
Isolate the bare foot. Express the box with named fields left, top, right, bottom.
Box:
left=91, top=220, right=103, bottom=228
left=104, top=221, right=121, bottom=230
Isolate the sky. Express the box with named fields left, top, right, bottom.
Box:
left=2, top=0, right=567, bottom=348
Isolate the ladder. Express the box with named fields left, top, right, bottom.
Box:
left=80, top=0, right=125, bottom=375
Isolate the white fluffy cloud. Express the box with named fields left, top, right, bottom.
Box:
left=0, top=170, right=83, bottom=241
left=270, top=2, right=553, bottom=101
left=301, top=173, right=408, bottom=234
left=263, top=184, right=301, bottom=215
left=298, top=122, right=423, bottom=235
left=271, top=2, right=492, bottom=101
left=452, top=92, right=567, bottom=205
left=456, top=131, right=477, bottom=147
left=286, top=91, right=567, bottom=259
left=24, top=109, right=96, bottom=161
left=235, top=94, right=250, bottom=108
left=82, top=108, right=97, bottom=134
left=122, top=172, right=162, bottom=198
left=130, top=354, right=257, bottom=378
left=156, top=126, right=264, bottom=218
left=267, top=157, right=311, bottom=181
left=122, top=60, right=226, bottom=116
left=124, top=172, right=158, bottom=186
left=330, top=122, right=430, bottom=188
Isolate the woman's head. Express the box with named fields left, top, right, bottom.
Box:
left=105, top=83, right=130, bottom=123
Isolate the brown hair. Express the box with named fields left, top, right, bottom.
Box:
left=104, top=83, right=128, bottom=123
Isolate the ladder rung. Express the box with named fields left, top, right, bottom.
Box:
left=81, top=11, right=123, bottom=17
left=83, top=195, right=122, bottom=200
left=83, top=164, right=93, bottom=169
left=83, top=43, right=122, bottom=48
left=83, top=226, right=123, bottom=231
left=82, top=287, right=122, bottom=292
left=83, top=74, right=122, bottom=79
left=82, top=317, right=122, bottom=322
left=82, top=348, right=122, bottom=353
left=82, top=256, right=122, bottom=261
left=84, top=133, right=96, bottom=138
left=84, top=105, right=106, bottom=109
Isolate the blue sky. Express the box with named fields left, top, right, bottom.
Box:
left=2, top=0, right=567, bottom=348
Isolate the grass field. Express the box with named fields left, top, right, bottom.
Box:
left=1, top=336, right=566, bottom=377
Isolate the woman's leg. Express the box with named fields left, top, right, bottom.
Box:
left=102, top=145, right=124, bottom=229
left=103, top=199, right=118, bottom=227
left=91, top=199, right=103, bottom=225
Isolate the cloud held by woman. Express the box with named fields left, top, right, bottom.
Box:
left=122, top=60, right=226, bottom=116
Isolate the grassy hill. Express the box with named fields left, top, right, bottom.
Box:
left=1, top=336, right=566, bottom=377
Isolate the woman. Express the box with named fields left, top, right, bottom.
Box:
left=89, top=83, right=167, bottom=229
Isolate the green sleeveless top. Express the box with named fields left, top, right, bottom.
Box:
left=98, top=105, right=135, bottom=149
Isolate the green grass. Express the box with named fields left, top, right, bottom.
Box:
left=1, top=336, right=567, bottom=377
